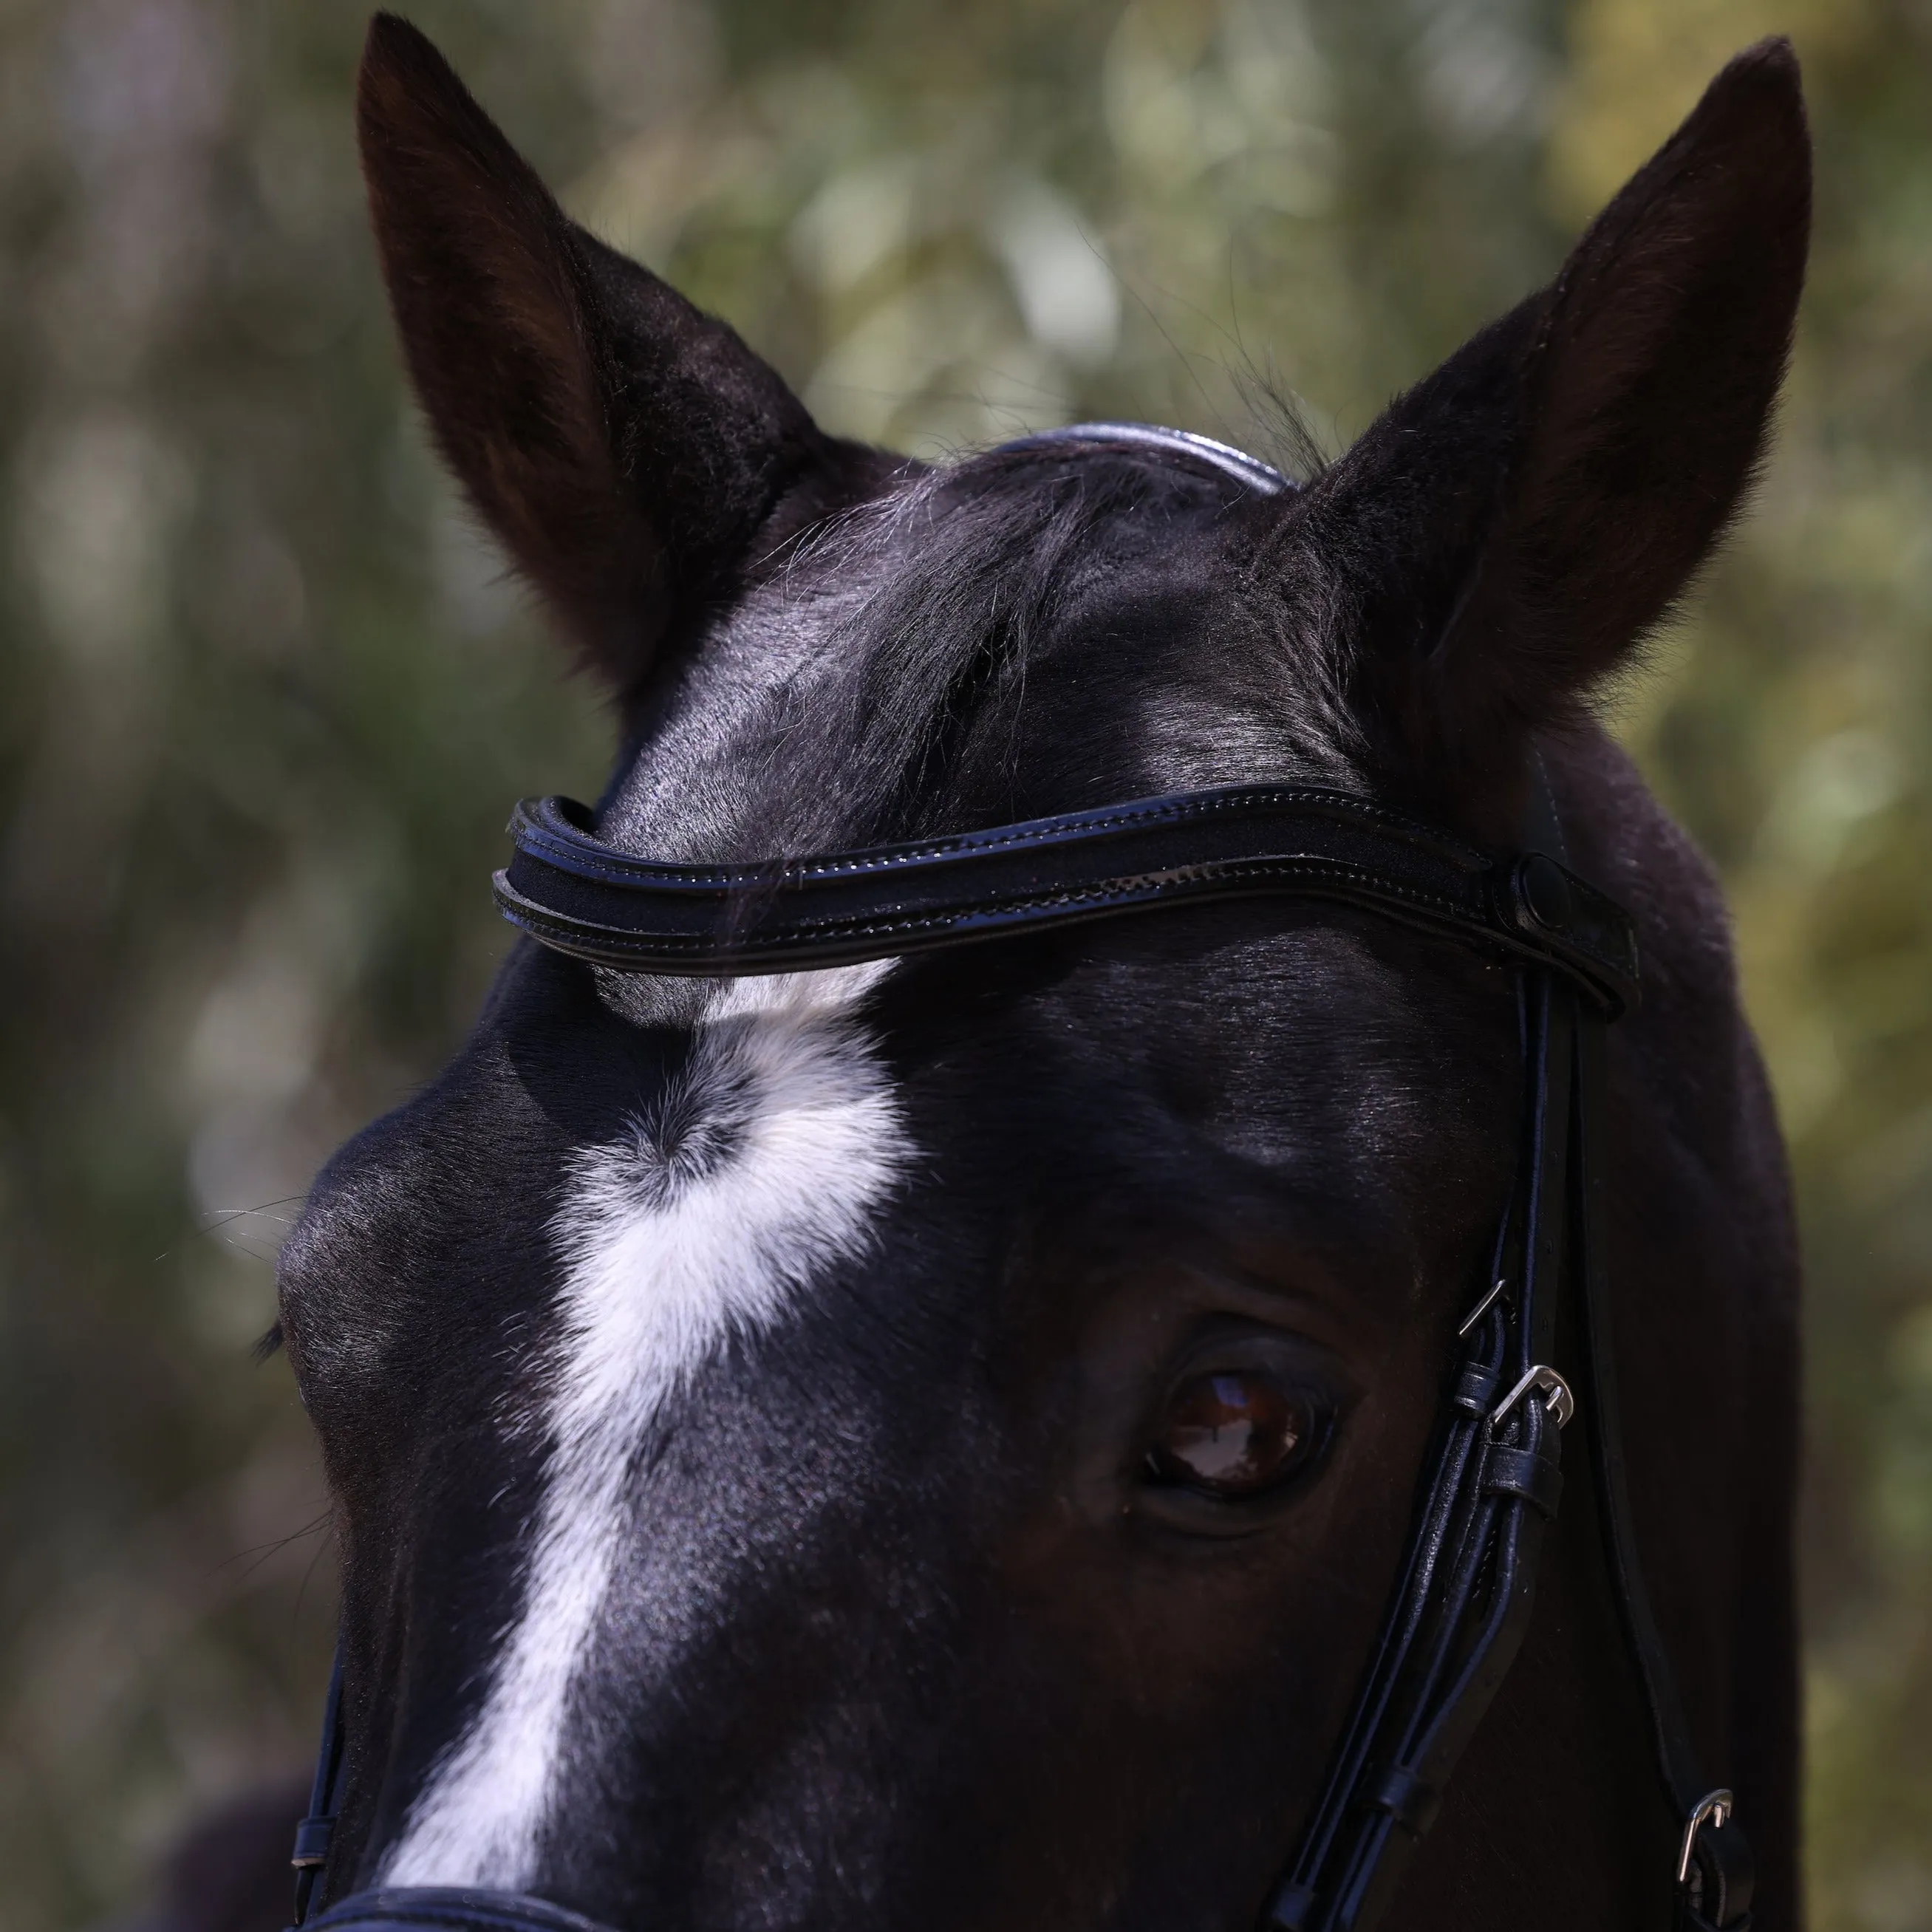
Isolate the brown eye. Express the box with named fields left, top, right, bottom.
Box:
left=1145, top=1370, right=1323, bottom=1498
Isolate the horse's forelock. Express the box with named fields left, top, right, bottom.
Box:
left=601, top=444, right=1301, bottom=875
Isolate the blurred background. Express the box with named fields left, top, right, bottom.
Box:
left=0, top=0, right=1925, bottom=1925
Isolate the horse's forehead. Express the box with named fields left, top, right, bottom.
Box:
left=597, top=462, right=1299, bottom=867
left=602, top=573, right=878, bottom=864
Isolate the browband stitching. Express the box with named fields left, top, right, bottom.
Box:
left=502, top=859, right=1481, bottom=949
left=514, top=787, right=1492, bottom=888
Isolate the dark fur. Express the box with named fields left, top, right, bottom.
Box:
left=273, top=18, right=1808, bottom=1932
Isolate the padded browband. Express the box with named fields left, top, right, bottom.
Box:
left=494, top=785, right=1639, bottom=1014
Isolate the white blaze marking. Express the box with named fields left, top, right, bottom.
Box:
left=383, top=965, right=907, bottom=1887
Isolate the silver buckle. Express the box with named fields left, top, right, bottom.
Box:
left=1490, top=1364, right=1575, bottom=1430
left=1676, top=1789, right=1735, bottom=1885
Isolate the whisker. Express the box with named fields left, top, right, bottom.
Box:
left=153, top=1195, right=310, bottom=1264
left=216, top=1512, right=335, bottom=1588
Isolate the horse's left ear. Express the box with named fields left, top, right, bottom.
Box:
left=1300, top=37, right=1810, bottom=820
left=357, top=14, right=884, bottom=711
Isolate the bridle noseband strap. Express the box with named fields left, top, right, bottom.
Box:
left=304, top=1890, right=615, bottom=1932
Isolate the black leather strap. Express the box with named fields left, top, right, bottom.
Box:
left=290, top=1645, right=346, bottom=1927
left=304, top=1891, right=613, bottom=1932
left=1257, top=765, right=1749, bottom=1931
left=494, top=787, right=1639, bottom=1014
left=1529, top=763, right=1752, bottom=1925
left=1575, top=1012, right=1755, bottom=1930
left=1263, top=972, right=1577, bottom=1932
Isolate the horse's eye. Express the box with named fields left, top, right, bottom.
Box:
left=1144, top=1370, right=1324, bottom=1497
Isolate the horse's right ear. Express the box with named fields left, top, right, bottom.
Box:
left=1297, top=38, right=1810, bottom=831
left=357, top=15, right=882, bottom=708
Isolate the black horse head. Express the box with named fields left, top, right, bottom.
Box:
left=276, top=18, right=1808, bottom=1932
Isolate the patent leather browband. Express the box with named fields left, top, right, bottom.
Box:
left=493, top=785, right=1640, bottom=1014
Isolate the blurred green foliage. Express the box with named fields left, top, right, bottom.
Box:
left=0, top=1, right=1925, bottom=1926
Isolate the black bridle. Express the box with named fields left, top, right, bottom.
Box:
left=285, top=427, right=1755, bottom=1932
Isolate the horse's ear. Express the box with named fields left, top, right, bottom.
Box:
left=1302, top=38, right=1809, bottom=822
left=356, top=14, right=878, bottom=707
